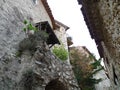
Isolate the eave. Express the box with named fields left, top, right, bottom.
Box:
left=78, top=0, right=104, bottom=58
left=41, top=0, right=56, bottom=29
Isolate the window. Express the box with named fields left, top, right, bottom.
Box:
left=33, top=0, right=37, bottom=4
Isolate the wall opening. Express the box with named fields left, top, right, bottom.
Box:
left=45, top=79, right=68, bottom=90
left=33, top=0, right=38, bottom=4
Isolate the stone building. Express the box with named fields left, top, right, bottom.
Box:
left=77, top=0, right=120, bottom=89
left=0, top=0, right=80, bottom=90
left=51, top=20, right=70, bottom=63
left=54, top=20, right=69, bottom=51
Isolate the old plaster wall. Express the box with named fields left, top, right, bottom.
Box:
left=0, top=0, right=80, bottom=90
left=97, top=0, right=120, bottom=89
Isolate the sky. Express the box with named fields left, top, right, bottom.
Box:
left=47, top=0, right=100, bottom=59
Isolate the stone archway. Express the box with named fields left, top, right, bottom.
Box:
left=45, top=79, right=69, bottom=90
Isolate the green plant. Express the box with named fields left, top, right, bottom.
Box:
left=23, top=20, right=49, bottom=40
left=15, top=20, right=50, bottom=57
left=15, top=50, right=23, bottom=57
left=52, top=46, right=68, bottom=61
left=23, top=20, right=38, bottom=31
left=91, top=59, right=101, bottom=69
left=23, top=20, right=38, bottom=37
left=69, top=47, right=102, bottom=90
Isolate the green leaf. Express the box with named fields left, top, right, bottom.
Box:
left=33, top=27, right=38, bottom=31
left=27, top=23, right=34, bottom=30
left=23, top=20, right=28, bottom=25
left=23, top=28, right=27, bottom=31
left=22, top=19, right=39, bottom=35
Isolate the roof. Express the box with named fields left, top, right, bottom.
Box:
left=55, top=20, right=70, bottom=31
left=78, top=0, right=104, bottom=58
left=41, top=0, right=56, bottom=29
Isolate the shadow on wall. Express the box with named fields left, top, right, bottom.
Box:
left=45, top=79, right=69, bottom=90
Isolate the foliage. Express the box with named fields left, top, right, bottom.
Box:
left=91, top=59, right=101, bottom=69
left=69, top=47, right=102, bottom=90
left=15, top=50, right=23, bottom=57
left=52, top=46, right=68, bottom=61
left=23, top=20, right=38, bottom=31
left=23, top=19, right=49, bottom=39
left=23, top=20, right=38, bottom=37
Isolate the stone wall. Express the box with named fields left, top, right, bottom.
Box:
left=0, top=32, right=80, bottom=90
left=97, top=0, right=120, bottom=89
left=0, top=0, right=80, bottom=90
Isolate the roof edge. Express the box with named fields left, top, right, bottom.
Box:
left=41, top=0, right=56, bottom=29
left=55, top=20, right=70, bottom=31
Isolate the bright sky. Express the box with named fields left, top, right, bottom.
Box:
left=47, top=0, right=100, bottom=59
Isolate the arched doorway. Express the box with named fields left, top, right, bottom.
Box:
left=45, top=79, right=68, bottom=90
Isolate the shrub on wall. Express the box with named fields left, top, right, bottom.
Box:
left=52, top=46, right=68, bottom=61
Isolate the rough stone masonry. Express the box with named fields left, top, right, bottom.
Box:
left=0, top=31, right=80, bottom=90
